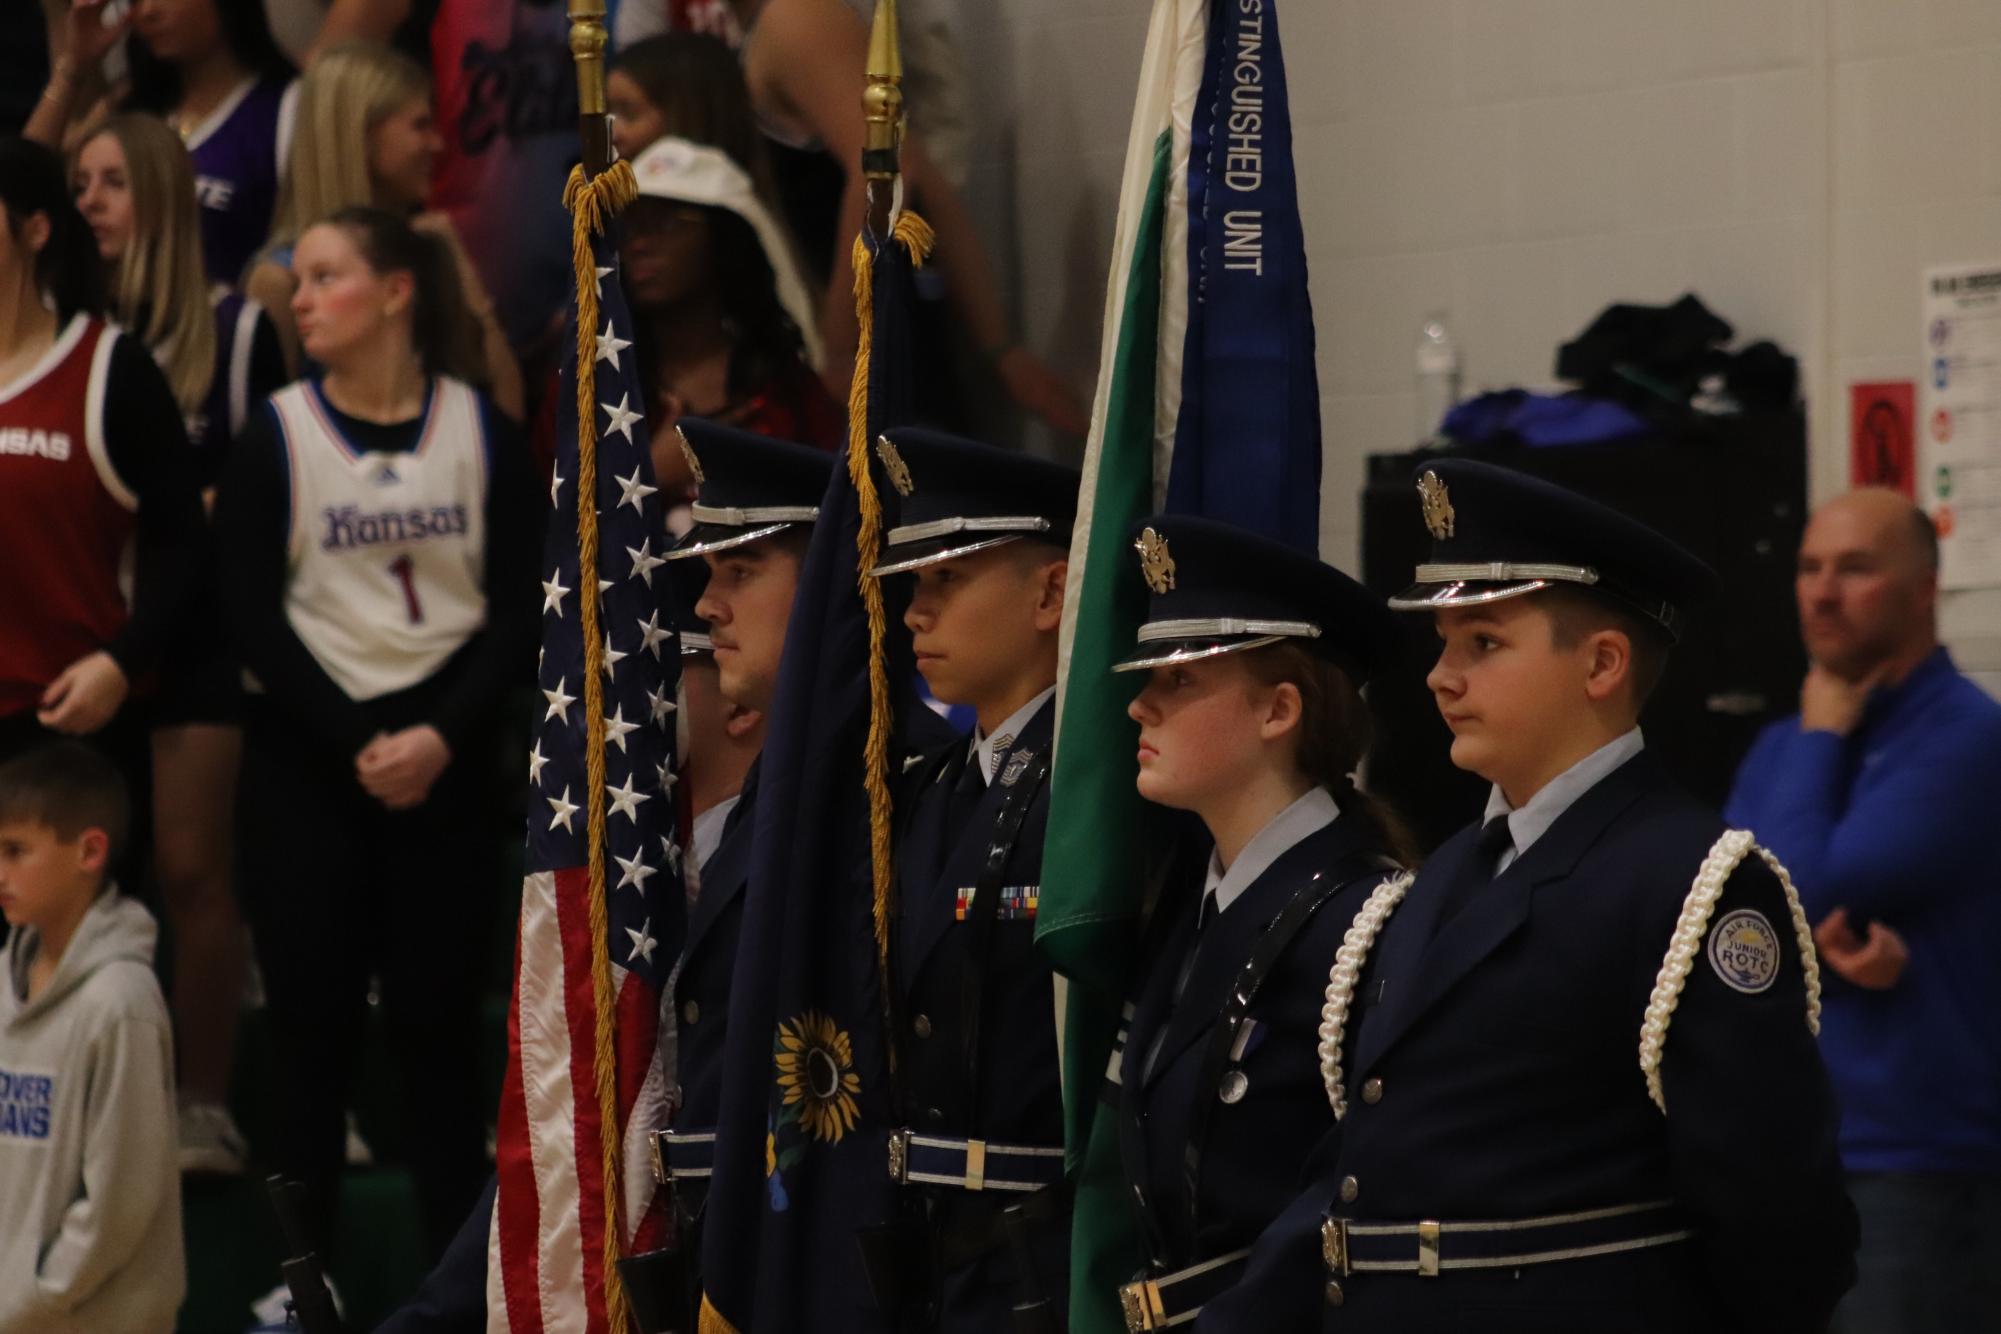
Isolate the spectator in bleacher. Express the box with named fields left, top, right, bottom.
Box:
left=247, top=40, right=523, bottom=419
left=213, top=205, right=538, bottom=1265
left=615, top=0, right=1085, bottom=438
left=21, top=0, right=125, bottom=155
left=123, top=0, right=300, bottom=284
left=0, top=742, right=183, bottom=1334
left=1726, top=488, right=2001, bottom=1334
left=606, top=32, right=780, bottom=196
left=72, top=111, right=286, bottom=1178
left=0, top=137, right=203, bottom=846
left=619, top=127, right=840, bottom=491
left=424, top=0, right=578, bottom=372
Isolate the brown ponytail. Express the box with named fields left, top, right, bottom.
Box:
left=1241, top=641, right=1423, bottom=869
left=322, top=205, right=486, bottom=386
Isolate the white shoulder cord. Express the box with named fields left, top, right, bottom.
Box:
left=1317, top=872, right=1415, bottom=1121
left=1638, top=829, right=1823, bottom=1114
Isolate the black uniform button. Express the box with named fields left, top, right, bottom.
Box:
left=1339, top=1175, right=1359, bottom=1204
left=682, top=1001, right=700, bottom=1026
left=913, top=1014, right=933, bottom=1039
left=923, top=1106, right=944, bottom=1126
left=1361, top=1077, right=1383, bottom=1105
left=1324, top=1279, right=1345, bottom=1307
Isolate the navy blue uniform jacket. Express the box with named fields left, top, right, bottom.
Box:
left=672, top=759, right=760, bottom=1138
left=1210, top=750, right=1856, bottom=1334
left=1120, top=815, right=1397, bottom=1274
left=891, top=697, right=1067, bottom=1332
left=681, top=701, right=963, bottom=1139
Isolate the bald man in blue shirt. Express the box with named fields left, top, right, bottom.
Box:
left=1727, top=488, right=2001, bottom=1334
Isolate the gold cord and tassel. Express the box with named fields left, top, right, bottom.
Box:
left=849, top=214, right=935, bottom=1002
left=562, top=156, right=639, bottom=1334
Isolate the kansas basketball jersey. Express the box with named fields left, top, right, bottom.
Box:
left=187, top=76, right=298, bottom=283
left=271, top=378, right=490, bottom=701
left=0, top=317, right=137, bottom=716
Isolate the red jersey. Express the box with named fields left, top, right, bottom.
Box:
left=0, top=317, right=138, bottom=717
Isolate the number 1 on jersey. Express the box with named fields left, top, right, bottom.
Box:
left=389, top=554, right=425, bottom=624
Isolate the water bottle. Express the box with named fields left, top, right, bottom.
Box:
left=1415, top=312, right=1462, bottom=444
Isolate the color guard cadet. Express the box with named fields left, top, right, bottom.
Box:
left=1103, top=517, right=1413, bottom=1333
left=653, top=420, right=836, bottom=1322
left=1216, top=460, right=1857, bottom=1333
left=862, top=428, right=1081, bottom=1334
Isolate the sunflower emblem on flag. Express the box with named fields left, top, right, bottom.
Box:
left=774, top=1010, right=862, bottom=1144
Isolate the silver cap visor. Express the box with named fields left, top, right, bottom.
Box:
left=662, top=503, right=821, bottom=561
left=865, top=515, right=1055, bottom=579
left=1110, top=617, right=1322, bottom=673
left=1385, top=561, right=1599, bottom=612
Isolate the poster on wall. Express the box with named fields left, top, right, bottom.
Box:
left=1920, top=262, right=2001, bottom=589
left=1850, top=381, right=1915, bottom=497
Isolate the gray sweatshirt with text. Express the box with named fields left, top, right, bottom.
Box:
left=0, top=891, right=182, bottom=1333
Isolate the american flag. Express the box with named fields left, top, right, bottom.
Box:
left=488, top=222, right=682, bottom=1334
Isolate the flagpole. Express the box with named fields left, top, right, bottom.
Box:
left=566, top=2, right=635, bottom=1328
left=569, top=0, right=613, bottom=178
left=860, top=0, right=904, bottom=236
left=852, top=0, right=928, bottom=1041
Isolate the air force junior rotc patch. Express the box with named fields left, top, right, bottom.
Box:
left=1706, top=908, right=1781, bottom=994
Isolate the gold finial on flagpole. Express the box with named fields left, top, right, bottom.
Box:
left=861, top=0, right=905, bottom=227
left=569, top=0, right=612, bottom=177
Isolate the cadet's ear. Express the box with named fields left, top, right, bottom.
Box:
left=723, top=704, right=764, bottom=740
left=1581, top=627, right=1634, bottom=705
left=1033, top=559, right=1068, bottom=632
left=1260, top=680, right=1303, bottom=743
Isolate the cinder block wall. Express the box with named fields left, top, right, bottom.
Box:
left=940, top=0, right=2001, bottom=688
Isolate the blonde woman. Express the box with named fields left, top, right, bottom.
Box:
left=75, top=114, right=287, bottom=486
left=245, top=41, right=523, bottom=420
left=71, top=112, right=286, bottom=1178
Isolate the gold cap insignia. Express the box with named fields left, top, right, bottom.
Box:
left=1135, top=526, right=1176, bottom=595
left=676, top=426, right=705, bottom=485
left=1417, top=470, right=1455, bottom=540
left=874, top=435, right=914, bottom=497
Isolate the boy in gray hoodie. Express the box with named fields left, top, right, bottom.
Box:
left=0, top=742, right=182, bottom=1334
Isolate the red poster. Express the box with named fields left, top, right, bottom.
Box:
left=1850, top=381, right=1916, bottom=496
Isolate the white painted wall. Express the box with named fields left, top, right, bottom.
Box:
left=933, top=0, right=2001, bottom=680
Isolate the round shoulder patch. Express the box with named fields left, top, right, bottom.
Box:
left=1706, top=908, right=1782, bottom=995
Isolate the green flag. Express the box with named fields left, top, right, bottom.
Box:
left=1037, top=4, right=1210, bottom=1329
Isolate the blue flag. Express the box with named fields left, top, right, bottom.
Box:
left=698, top=223, right=946, bottom=1334
left=1162, top=0, right=1322, bottom=551
left=1039, top=4, right=1326, bottom=1331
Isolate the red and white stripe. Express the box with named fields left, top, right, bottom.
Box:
left=489, top=869, right=668, bottom=1334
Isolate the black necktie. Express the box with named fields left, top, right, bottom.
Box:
left=1435, top=817, right=1514, bottom=936
left=946, top=745, right=986, bottom=828
left=1144, top=889, right=1220, bottom=1080
left=1171, top=890, right=1219, bottom=1005
left=1477, top=815, right=1515, bottom=876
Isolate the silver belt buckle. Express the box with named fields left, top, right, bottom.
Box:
left=648, top=1131, right=669, bottom=1186
left=886, top=1127, right=911, bottom=1184
left=1417, top=1219, right=1441, bottom=1277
